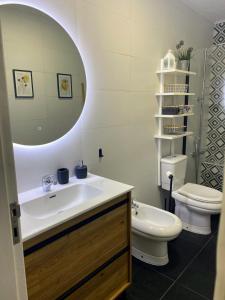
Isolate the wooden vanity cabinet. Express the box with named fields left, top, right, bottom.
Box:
left=23, top=193, right=132, bottom=300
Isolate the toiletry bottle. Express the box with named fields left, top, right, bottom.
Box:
left=75, top=161, right=87, bottom=179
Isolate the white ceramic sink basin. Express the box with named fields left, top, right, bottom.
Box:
left=19, top=174, right=134, bottom=241
left=21, top=184, right=102, bottom=220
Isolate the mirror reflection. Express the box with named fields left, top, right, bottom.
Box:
left=0, top=5, right=86, bottom=145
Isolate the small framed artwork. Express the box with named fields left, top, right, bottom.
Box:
left=13, top=69, right=34, bottom=98
left=57, top=73, right=73, bottom=99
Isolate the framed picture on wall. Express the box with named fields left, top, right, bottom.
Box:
left=57, top=73, right=73, bottom=99
left=13, top=69, right=34, bottom=98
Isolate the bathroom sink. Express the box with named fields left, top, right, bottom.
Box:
left=19, top=174, right=134, bottom=241
left=21, top=184, right=102, bottom=220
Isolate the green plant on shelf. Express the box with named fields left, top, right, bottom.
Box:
left=175, top=40, right=193, bottom=61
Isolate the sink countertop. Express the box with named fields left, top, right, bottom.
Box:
left=19, top=174, right=133, bottom=242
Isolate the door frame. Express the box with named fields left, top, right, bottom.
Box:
left=0, top=21, right=27, bottom=300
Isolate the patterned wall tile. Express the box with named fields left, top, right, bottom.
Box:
left=213, top=22, right=225, bottom=45
left=200, top=162, right=223, bottom=191
left=200, top=22, right=225, bottom=190
left=207, top=46, right=225, bottom=158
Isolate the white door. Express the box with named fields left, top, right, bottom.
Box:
left=0, top=23, right=27, bottom=300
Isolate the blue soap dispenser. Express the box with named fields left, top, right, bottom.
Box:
left=75, top=160, right=87, bottom=179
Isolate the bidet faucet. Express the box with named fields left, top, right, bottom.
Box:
left=132, top=199, right=139, bottom=215
left=42, top=174, right=57, bottom=192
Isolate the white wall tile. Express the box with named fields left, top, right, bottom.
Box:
left=130, top=56, right=158, bottom=91
left=82, top=0, right=131, bottom=19
left=89, top=51, right=131, bottom=91
left=80, top=90, right=132, bottom=129
left=80, top=124, right=161, bottom=205
left=76, top=2, right=132, bottom=55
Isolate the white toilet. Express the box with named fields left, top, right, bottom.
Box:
left=161, top=155, right=223, bottom=235
left=132, top=201, right=182, bottom=266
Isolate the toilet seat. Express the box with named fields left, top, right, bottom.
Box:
left=172, top=189, right=221, bottom=212
left=177, top=183, right=222, bottom=204
left=173, top=183, right=222, bottom=217
left=173, top=192, right=221, bottom=211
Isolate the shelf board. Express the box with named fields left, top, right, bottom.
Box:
left=156, top=69, right=196, bottom=76
left=155, top=113, right=194, bottom=118
left=154, top=132, right=193, bottom=140
left=156, top=92, right=195, bottom=96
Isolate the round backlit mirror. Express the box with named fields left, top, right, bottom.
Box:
left=0, top=4, right=86, bottom=145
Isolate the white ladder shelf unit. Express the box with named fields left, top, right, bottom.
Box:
left=155, top=68, right=197, bottom=186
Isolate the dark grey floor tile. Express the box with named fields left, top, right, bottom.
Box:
left=177, top=235, right=217, bottom=299
left=162, top=284, right=209, bottom=300
left=120, top=258, right=173, bottom=300
left=178, top=230, right=211, bottom=247
left=150, top=234, right=201, bottom=280
left=211, top=215, right=220, bottom=233
left=118, top=229, right=218, bottom=300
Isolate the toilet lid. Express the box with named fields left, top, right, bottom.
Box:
left=178, top=183, right=223, bottom=204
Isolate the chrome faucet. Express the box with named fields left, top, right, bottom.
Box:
left=42, top=175, right=57, bottom=192
left=132, top=199, right=139, bottom=215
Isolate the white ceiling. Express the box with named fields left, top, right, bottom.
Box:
left=181, top=0, right=225, bottom=23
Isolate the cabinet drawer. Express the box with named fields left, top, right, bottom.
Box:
left=67, top=252, right=130, bottom=300
left=25, top=202, right=129, bottom=299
